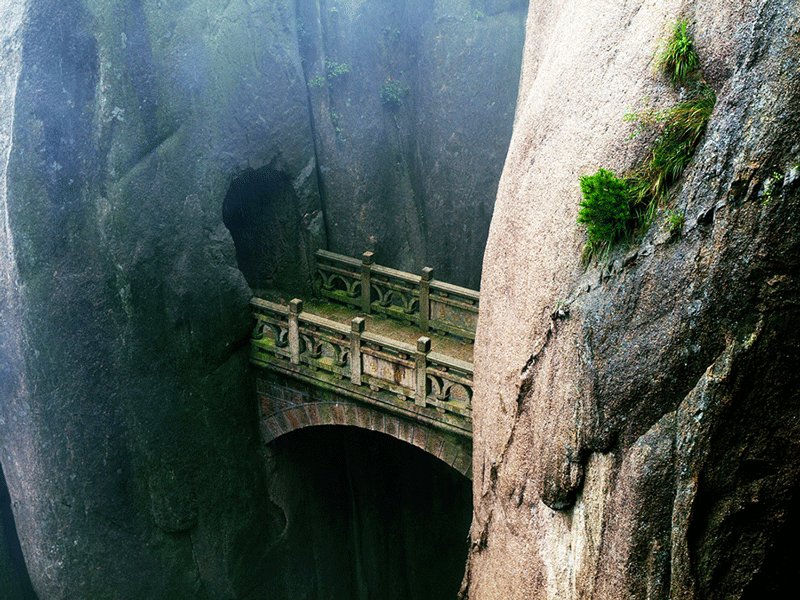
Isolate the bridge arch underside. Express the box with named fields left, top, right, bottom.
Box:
left=257, top=374, right=472, bottom=479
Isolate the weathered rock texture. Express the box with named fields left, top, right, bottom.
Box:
left=0, top=0, right=523, bottom=597
left=465, top=1, right=799, bottom=598
left=1, top=1, right=293, bottom=596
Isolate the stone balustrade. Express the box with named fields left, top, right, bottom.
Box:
left=314, top=249, right=480, bottom=340
left=250, top=296, right=473, bottom=438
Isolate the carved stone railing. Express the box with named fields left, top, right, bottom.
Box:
left=250, top=297, right=473, bottom=437
left=314, top=249, right=480, bottom=341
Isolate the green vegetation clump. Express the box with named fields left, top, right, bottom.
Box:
left=307, top=60, right=352, bottom=91
left=657, top=19, right=699, bottom=85
left=308, top=75, right=327, bottom=88
left=664, top=209, right=685, bottom=238
left=330, top=111, right=343, bottom=136
left=577, top=18, right=716, bottom=260
left=577, top=169, right=632, bottom=252
left=628, top=83, right=716, bottom=207
left=380, top=78, right=410, bottom=108
left=324, top=59, right=351, bottom=79
left=761, top=171, right=784, bottom=205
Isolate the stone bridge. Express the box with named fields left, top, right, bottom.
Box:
left=250, top=250, right=479, bottom=478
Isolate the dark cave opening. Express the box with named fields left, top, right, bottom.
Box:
left=742, top=489, right=800, bottom=597
left=222, top=165, right=312, bottom=294
left=262, top=425, right=472, bottom=600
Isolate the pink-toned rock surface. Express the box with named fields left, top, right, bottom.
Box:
left=464, top=1, right=800, bottom=598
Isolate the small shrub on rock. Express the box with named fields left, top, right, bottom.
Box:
left=324, top=59, right=351, bottom=80
left=577, top=168, right=632, bottom=252
left=576, top=17, right=715, bottom=262
left=308, top=75, right=327, bottom=88
left=664, top=208, right=685, bottom=238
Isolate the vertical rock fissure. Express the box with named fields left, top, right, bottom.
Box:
left=392, top=111, right=429, bottom=266
left=294, top=0, right=333, bottom=252
left=307, top=105, right=332, bottom=256
left=188, top=532, right=210, bottom=600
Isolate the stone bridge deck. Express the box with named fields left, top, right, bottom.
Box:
left=249, top=251, right=479, bottom=477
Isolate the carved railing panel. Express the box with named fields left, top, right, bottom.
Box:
left=314, top=249, right=479, bottom=341
left=250, top=297, right=473, bottom=434
left=428, top=281, right=479, bottom=339
left=297, top=312, right=352, bottom=378
left=426, top=353, right=473, bottom=418
left=359, top=332, right=416, bottom=398
left=251, top=301, right=290, bottom=364
left=315, top=250, right=362, bottom=309
left=369, top=265, right=420, bottom=325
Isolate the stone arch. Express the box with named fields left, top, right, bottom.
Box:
left=258, top=388, right=472, bottom=479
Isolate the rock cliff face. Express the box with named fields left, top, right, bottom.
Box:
left=465, top=1, right=799, bottom=598
left=0, top=0, right=524, bottom=598
left=295, top=0, right=526, bottom=288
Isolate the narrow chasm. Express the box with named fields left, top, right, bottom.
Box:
left=222, top=155, right=477, bottom=599
left=215, top=1, right=526, bottom=595
left=262, top=426, right=472, bottom=600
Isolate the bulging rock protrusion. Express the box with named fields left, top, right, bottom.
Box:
left=539, top=442, right=585, bottom=511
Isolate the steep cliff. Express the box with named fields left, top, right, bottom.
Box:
left=1, top=1, right=298, bottom=595
left=0, top=0, right=524, bottom=598
left=465, top=1, right=799, bottom=598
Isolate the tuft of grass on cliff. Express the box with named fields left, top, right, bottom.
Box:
left=656, top=19, right=700, bottom=86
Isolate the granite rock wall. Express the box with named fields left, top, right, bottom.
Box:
left=464, top=1, right=799, bottom=598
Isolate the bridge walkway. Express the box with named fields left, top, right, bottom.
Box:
left=253, top=291, right=474, bottom=364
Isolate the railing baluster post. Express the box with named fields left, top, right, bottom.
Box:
left=288, top=299, right=303, bottom=365
left=350, top=317, right=365, bottom=385
left=419, top=267, right=434, bottom=331
left=361, top=251, right=374, bottom=314
left=415, top=336, right=431, bottom=407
